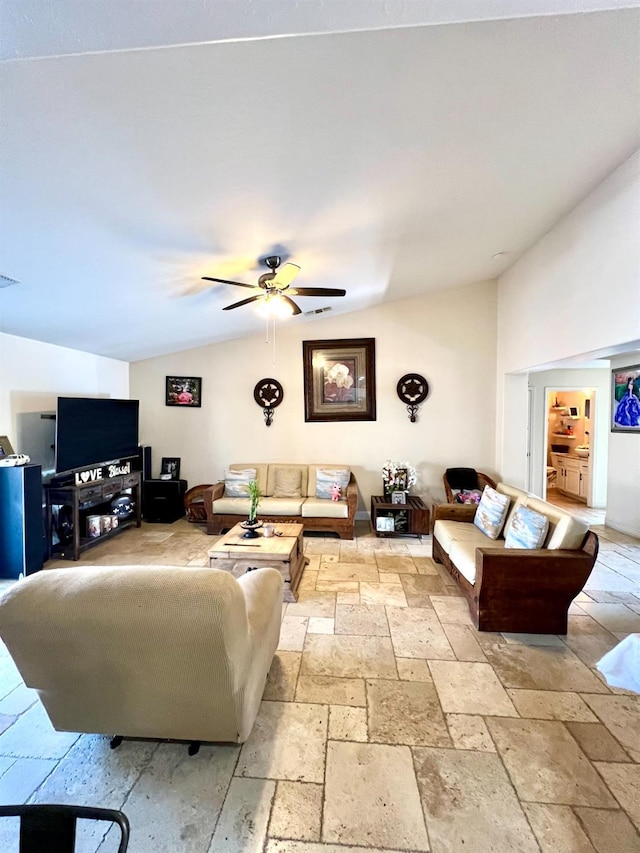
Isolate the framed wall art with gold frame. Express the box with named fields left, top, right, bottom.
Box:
left=303, top=338, right=376, bottom=422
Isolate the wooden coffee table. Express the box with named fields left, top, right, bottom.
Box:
left=208, top=522, right=306, bottom=602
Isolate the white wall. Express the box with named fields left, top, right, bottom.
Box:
left=0, top=332, right=129, bottom=454
left=496, top=373, right=529, bottom=490
left=496, top=151, right=640, bottom=489
left=527, top=367, right=610, bottom=506
left=607, top=354, right=640, bottom=537
left=131, top=281, right=498, bottom=513
left=498, top=151, right=640, bottom=375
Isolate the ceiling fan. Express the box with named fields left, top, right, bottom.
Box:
left=201, top=255, right=346, bottom=315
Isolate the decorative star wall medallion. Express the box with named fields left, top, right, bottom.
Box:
left=396, top=373, right=429, bottom=422
left=254, top=378, right=284, bottom=426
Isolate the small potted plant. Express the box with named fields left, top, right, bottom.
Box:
left=248, top=480, right=260, bottom=523
left=242, top=480, right=262, bottom=538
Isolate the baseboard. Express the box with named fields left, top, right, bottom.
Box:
left=604, top=517, right=640, bottom=539
left=355, top=510, right=370, bottom=521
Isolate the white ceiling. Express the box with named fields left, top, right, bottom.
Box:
left=1, top=1, right=639, bottom=361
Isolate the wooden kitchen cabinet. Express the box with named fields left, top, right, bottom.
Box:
left=578, top=461, right=589, bottom=499
left=553, top=456, right=588, bottom=503
left=564, top=458, right=580, bottom=496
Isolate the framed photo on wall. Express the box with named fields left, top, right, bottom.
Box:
left=611, top=364, right=640, bottom=433
left=303, top=338, right=376, bottom=422
left=166, top=376, right=202, bottom=407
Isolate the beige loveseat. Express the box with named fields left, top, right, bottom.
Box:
left=0, top=565, right=283, bottom=744
left=204, top=463, right=358, bottom=540
left=432, top=482, right=599, bottom=634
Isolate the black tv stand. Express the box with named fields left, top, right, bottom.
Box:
left=45, top=471, right=141, bottom=561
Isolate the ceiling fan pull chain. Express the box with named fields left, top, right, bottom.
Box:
left=272, top=317, right=277, bottom=365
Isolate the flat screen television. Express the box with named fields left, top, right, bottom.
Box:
left=55, top=397, right=139, bottom=474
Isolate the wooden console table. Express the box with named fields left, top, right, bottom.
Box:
left=370, top=495, right=430, bottom=540
left=45, top=472, right=141, bottom=561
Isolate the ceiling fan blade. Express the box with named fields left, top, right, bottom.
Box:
left=281, top=296, right=302, bottom=316
left=288, top=287, right=347, bottom=297
left=222, top=294, right=264, bottom=311
left=271, top=263, right=301, bottom=288
left=201, top=276, right=256, bottom=289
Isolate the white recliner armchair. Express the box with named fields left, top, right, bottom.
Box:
left=0, top=565, right=283, bottom=744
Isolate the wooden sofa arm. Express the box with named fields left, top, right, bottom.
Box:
left=473, top=531, right=599, bottom=633
left=432, top=502, right=478, bottom=531
left=433, top=503, right=478, bottom=522
left=203, top=483, right=225, bottom=519
left=346, top=476, right=358, bottom=517
left=476, top=546, right=595, bottom=587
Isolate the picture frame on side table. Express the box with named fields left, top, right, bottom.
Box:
left=165, top=376, right=202, bottom=407
left=611, top=364, right=640, bottom=433
left=303, top=338, right=376, bottom=422
left=391, top=491, right=407, bottom=505
left=160, top=457, right=181, bottom=479
left=0, top=436, right=15, bottom=457
left=376, top=515, right=395, bottom=532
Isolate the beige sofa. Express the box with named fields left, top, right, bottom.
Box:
left=204, top=463, right=358, bottom=540
left=0, top=565, right=283, bottom=744
left=432, top=482, right=599, bottom=634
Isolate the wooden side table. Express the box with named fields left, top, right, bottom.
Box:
left=370, top=495, right=430, bottom=541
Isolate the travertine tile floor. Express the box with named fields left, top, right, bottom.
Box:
left=0, top=511, right=639, bottom=852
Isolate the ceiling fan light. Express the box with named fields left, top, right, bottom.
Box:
left=272, top=294, right=294, bottom=318
left=256, top=293, right=293, bottom=318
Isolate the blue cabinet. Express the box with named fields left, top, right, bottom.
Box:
left=0, top=463, right=45, bottom=578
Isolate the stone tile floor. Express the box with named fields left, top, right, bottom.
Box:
left=0, top=512, right=639, bottom=852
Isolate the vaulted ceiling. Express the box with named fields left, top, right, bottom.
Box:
left=1, top=1, right=639, bottom=361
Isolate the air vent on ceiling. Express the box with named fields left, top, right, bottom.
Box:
left=0, top=274, right=20, bottom=288
left=303, top=306, right=333, bottom=316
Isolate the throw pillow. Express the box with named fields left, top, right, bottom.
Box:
left=505, top=506, right=549, bottom=549
left=456, top=489, right=483, bottom=505
left=273, top=467, right=303, bottom=499
left=224, top=468, right=257, bottom=498
left=473, top=485, right=510, bottom=540
left=316, top=467, right=350, bottom=500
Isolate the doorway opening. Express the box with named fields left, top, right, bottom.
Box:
left=544, top=387, right=602, bottom=510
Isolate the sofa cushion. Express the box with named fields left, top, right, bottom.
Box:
left=504, top=506, right=549, bottom=549
left=258, top=497, right=305, bottom=516
left=212, top=496, right=304, bottom=516
left=314, top=467, right=351, bottom=500
left=523, top=496, right=588, bottom=549
left=302, top=497, right=349, bottom=519
left=224, top=468, right=257, bottom=498
left=433, top=520, right=491, bottom=555
left=229, top=464, right=269, bottom=496
left=307, top=465, right=350, bottom=498
left=496, top=482, right=529, bottom=529
left=268, top=465, right=307, bottom=499
left=473, top=486, right=510, bottom=540
left=212, top=497, right=253, bottom=515
left=449, top=538, right=506, bottom=584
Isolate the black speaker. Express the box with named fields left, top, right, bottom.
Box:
left=142, top=479, right=187, bottom=523
left=0, top=463, right=45, bottom=577
left=138, top=445, right=152, bottom=480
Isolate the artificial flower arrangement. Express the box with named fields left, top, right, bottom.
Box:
left=382, top=460, right=417, bottom=494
